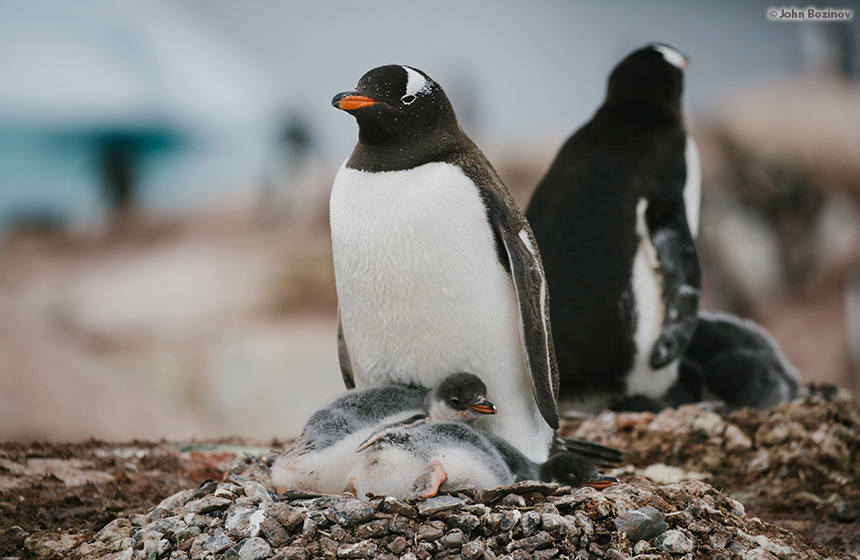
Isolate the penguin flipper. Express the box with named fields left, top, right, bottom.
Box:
left=643, top=196, right=702, bottom=369
left=355, top=413, right=428, bottom=452
left=553, top=436, right=624, bottom=466
left=498, top=224, right=561, bottom=430
left=337, top=308, right=355, bottom=389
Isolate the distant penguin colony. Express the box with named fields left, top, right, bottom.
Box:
left=271, top=46, right=801, bottom=501
left=526, top=44, right=703, bottom=413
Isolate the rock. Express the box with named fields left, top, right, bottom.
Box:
left=190, top=528, right=234, bottom=558
left=445, top=512, right=480, bottom=533
left=417, top=495, right=466, bottom=515
left=539, top=513, right=570, bottom=538
left=513, top=511, right=541, bottom=538
left=336, top=540, right=377, bottom=558
left=237, top=536, right=272, bottom=560
left=417, top=520, right=446, bottom=541
left=354, top=519, right=389, bottom=538
left=511, top=549, right=533, bottom=560
left=326, top=500, right=375, bottom=527
left=743, top=548, right=779, bottom=560
left=384, top=496, right=419, bottom=518
left=274, top=548, right=308, bottom=560
left=242, top=481, right=273, bottom=503
left=506, top=531, right=553, bottom=553
left=533, top=547, right=558, bottom=560
left=574, top=513, right=593, bottom=535
left=388, top=514, right=412, bottom=534
left=260, top=517, right=289, bottom=547
left=146, top=515, right=187, bottom=536
left=24, top=533, right=80, bottom=558
left=190, top=480, right=218, bottom=500
left=502, top=493, right=528, bottom=507
left=499, top=510, right=522, bottom=531
left=185, top=495, right=233, bottom=515
left=746, top=533, right=796, bottom=557
left=387, top=535, right=408, bottom=554
left=654, top=529, right=693, bottom=554
left=266, top=503, right=303, bottom=532
left=439, top=529, right=467, bottom=548
left=97, top=518, right=132, bottom=544
left=183, top=513, right=220, bottom=528
left=724, top=424, right=753, bottom=451
left=832, top=501, right=860, bottom=522
left=462, top=540, right=485, bottom=560
left=157, top=489, right=196, bottom=513
left=614, top=506, right=668, bottom=541
left=225, top=505, right=263, bottom=539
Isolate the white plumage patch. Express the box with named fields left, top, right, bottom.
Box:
left=684, top=136, right=701, bottom=238
left=330, top=161, right=553, bottom=463
left=653, top=45, right=687, bottom=70
left=403, top=66, right=431, bottom=98
left=629, top=198, right=679, bottom=398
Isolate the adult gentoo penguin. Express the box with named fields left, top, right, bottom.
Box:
left=271, top=372, right=497, bottom=494
left=348, top=422, right=618, bottom=500
left=526, top=44, right=702, bottom=413
left=330, top=65, right=559, bottom=462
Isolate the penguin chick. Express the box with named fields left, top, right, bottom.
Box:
left=272, top=372, right=496, bottom=494
left=348, top=422, right=617, bottom=500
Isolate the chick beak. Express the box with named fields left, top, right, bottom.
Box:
left=468, top=396, right=498, bottom=415
left=332, top=91, right=378, bottom=111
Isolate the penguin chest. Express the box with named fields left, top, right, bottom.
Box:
left=330, top=162, right=522, bottom=386
left=628, top=198, right=678, bottom=397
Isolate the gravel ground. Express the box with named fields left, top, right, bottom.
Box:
left=2, top=388, right=858, bottom=559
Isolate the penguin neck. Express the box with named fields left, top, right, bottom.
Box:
left=347, top=126, right=469, bottom=173
left=597, top=99, right=683, bottom=126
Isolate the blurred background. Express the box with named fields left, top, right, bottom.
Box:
left=1, top=0, right=859, bottom=441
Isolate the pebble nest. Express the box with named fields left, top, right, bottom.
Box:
left=16, top=389, right=860, bottom=560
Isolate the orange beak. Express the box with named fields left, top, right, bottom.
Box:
left=332, top=91, right=377, bottom=111
left=468, top=397, right=498, bottom=415
left=582, top=476, right=618, bottom=491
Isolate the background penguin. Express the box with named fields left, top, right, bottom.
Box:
left=526, top=44, right=701, bottom=413
left=348, top=422, right=617, bottom=500
left=271, top=372, right=497, bottom=494
left=330, top=64, right=559, bottom=462
left=676, top=311, right=800, bottom=411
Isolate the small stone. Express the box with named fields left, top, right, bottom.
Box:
left=389, top=514, right=412, bottom=534
left=260, top=517, right=289, bottom=547
left=225, top=505, right=263, bottom=539
left=533, top=503, right=559, bottom=516
left=184, top=513, right=220, bottom=528
left=24, top=533, right=80, bottom=558
left=483, top=512, right=503, bottom=532
left=446, top=512, right=480, bottom=533
left=574, top=513, right=593, bottom=535
left=191, top=480, right=218, bottom=500
left=614, top=506, right=668, bottom=542
left=401, top=554, right=418, bottom=560
left=385, top=497, right=419, bottom=518
left=275, top=547, right=309, bottom=560
left=506, top=531, right=553, bottom=553
left=461, top=540, right=485, bottom=560
left=723, top=424, right=752, bottom=451
left=215, top=487, right=237, bottom=500
left=243, top=481, right=273, bottom=502
left=190, top=528, right=234, bottom=558
left=417, top=521, right=446, bottom=541
left=439, top=529, right=467, bottom=549
left=354, top=519, right=389, bottom=539
left=185, top=495, right=232, bottom=515
left=388, top=535, right=408, bottom=555
left=533, top=548, right=558, bottom=560
left=748, top=533, right=795, bottom=557
left=417, top=495, right=466, bottom=515
left=337, top=540, right=378, bottom=558
left=98, top=518, right=132, bottom=544
left=238, top=536, right=272, bottom=560
left=503, top=493, right=527, bottom=507
left=499, top=510, right=522, bottom=532
left=655, top=530, right=693, bottom=554
left=743, top=548, right=778, bottom=560
left=633, top=540, right=651, bottom=554
left=513, top=511, right=541, bottom=538
left=511, top=550, right=533, bottom=560
left=326, top=500, right=375, bottom=527
left=688, top=521, right=711, bottom=534
left=175, top=525, right=201, bottom=549
left=266, top=503, right=303, bottom=532
left=157, top=489, right=196, bottom=513
left=539, top=513, right=570, bottom=538
left=832, top=501, right=860, bottom=522
left=147, top=515, right=188, bottom=537
left=329, top=524, right=349, bottom=541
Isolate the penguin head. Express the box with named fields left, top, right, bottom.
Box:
left=603, top=43, right=688, bottom=120
left=539, top=453, right=619, bottom=490
left=332, top=65, right=459, bottom=148
left=426, top=372, right=498, bottom=423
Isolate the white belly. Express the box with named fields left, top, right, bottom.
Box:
left=330, top=161, right=552, bottom=462
left=628, top=198, right=679, bottom=398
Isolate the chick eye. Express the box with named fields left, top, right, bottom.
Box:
left=401, top=94, right=416, bottom=105
left=450, top=398, right=461, bottom=406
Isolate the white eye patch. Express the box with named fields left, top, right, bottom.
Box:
left=402, top=66, right=432, bottom=104
left=653, top=45, right=687, bottom=70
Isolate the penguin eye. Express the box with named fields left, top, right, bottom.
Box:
left=401, top=94, right=416, bottom=105
left=450, top=397, right=461, bottom=407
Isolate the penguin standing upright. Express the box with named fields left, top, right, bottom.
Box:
left=330, top=65, right=559, bottom=462
left=526, top=44, right=702, bottom=412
